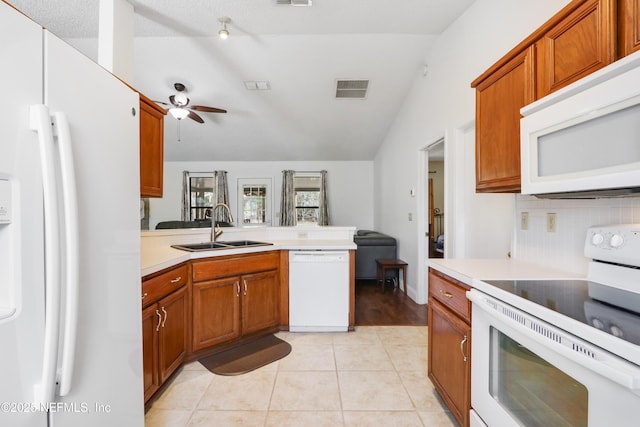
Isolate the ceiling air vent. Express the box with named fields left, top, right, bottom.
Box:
left=276, top=0, right=313, bottom=6
left=336, top=80, right=369, bottom=99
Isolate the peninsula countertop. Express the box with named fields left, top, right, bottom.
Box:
left=141, top=226, right=357, bottom=277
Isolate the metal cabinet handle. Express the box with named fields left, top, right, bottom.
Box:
left=460, top=335, right=468, bottom=362
left=243, top=280, right=248, bottom=296
left=155, top=310, right=162, bottom=332
left=236, top=281, right=240, bottom=297
left=170, top=276, right=182, bottom=283
left=439, top=289, right=453, bottom=298
left=161, top=307, right=168, bottom=328
left=141, top=292, right=148, bottom=300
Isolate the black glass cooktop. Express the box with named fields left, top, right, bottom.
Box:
left=482, top=280, right=640, bottom=346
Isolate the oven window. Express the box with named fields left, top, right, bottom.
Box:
left=489, top=327, right=588, bottom=427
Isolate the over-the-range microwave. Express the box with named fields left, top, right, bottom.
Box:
left=520, top=49, right=640, bottom=198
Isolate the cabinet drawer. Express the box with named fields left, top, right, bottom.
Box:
left=142, top=264, right=188, bottom=307
left=429, top=270, right=470, bottom=322
left=192, top=251, right=279, bottom=282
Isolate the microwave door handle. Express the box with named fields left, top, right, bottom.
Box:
left=29, top=105, right=62, bottom=405
left=53, top=112, right=79, bottom=397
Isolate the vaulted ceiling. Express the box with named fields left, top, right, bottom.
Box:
left=7, top=0, right=475, bottom=161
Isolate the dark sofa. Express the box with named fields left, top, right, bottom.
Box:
left=353, top=230, right=397, bottom=280
left=155, top=220, right=233, bottom=229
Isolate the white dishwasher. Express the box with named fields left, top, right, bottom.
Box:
left=289, top=250, right=350, bottom=332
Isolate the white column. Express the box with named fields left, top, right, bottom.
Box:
left=98, top=0, right=134, bottom=82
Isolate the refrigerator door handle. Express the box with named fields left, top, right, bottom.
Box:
left=29, top=105, right=62, bottom=405
left=53, top=112, right=79, bottom=397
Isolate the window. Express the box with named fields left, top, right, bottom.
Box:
left=237, top=178, right=272, bottom=226
left=294, top=174, right=321, bottom=224
left=188, top=174, right=214, bottom=221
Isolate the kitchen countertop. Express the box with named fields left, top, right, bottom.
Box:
left=427, top=258, right=582, bottom=287
left=142, top=238, right=357, bottom=277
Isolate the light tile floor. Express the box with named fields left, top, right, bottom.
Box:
left=145, top=326, right=457, bottom=427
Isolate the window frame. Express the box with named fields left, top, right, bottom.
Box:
left=236, top=177, right=273, bottom=226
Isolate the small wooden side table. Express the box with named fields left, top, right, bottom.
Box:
left=375, top=259, right=408, bottom=294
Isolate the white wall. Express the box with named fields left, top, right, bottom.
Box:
left=146, top=160, right=373, bottom=230
left=374, top=0, right=572, bottom=299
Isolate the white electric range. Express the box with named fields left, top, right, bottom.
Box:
left=469, top=224, right=640, bottom=427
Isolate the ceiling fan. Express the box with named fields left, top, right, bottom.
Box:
left=156, top=82, right=227, bottom=123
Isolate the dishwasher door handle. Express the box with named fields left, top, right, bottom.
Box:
left=289, top=251, right=349, bottom=263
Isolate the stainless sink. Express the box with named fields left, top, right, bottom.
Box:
left=171, top=240, right=273, bottom=252
left=218, top=240, right=273, bottom=247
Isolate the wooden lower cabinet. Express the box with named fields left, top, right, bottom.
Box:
left=142, top=286, right=188, bottom=403
left=428, top=269, right=471, bottom=427
left=142, top=304, right=160, bottom=401
left=158, top=287, right=189, bottom=381
left=192, top=277, right=241, bottom=351
left=241, top=270, right=280, bottom=335
left=191, top=251, right=281, bottom=353
left=141, top=264, right=189, bottom=403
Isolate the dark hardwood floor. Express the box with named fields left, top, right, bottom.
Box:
left=355, top=279, right=428, bottom=326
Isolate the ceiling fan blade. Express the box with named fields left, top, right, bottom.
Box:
left=187, top=111, right=205, bottom=123
left=154, top=100, right=170, bottom=106
left=191, top=105, right=227, bottom=113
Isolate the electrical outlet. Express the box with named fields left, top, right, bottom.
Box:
left=520, top=212, right=529, bottom=230
left=408, top=212, right=413, bottom=221
left=547, top=213, right=557, bottom=232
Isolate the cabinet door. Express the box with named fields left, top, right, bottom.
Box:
left=428, top=299, right=471, bottom=427
left=621, top=0, right=640, bottom=57
left=158, top=286, right=188, bottom=383
left=537, top=0, right=616, bottom=98
left=142, top=304, right=160, bottom=403
left=192, top=277, right=241, bottom=351
left=475, top=46, right=535, bottom=193
left=139, top=95, right=165, bottom=198
left=241, top=270, right=280, bottom=336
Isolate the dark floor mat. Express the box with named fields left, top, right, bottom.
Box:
left=199, top=334, right=291, bottom=376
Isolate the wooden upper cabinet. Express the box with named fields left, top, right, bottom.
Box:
left=620, top=0, right=640, bottom=56
left=474, top=46, right=535, bottom=193
left=139, top=93, right=166, bottom=198
left=537, top=0, right=617, bottom=98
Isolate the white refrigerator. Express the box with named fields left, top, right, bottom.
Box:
left=0, top=2, right=144, bottom=426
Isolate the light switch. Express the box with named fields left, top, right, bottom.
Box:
left=520, top=212, right=529, bottom=230
left=547, top=213, right=557, bottom=233
left=0, top=179, right=11, bottom=224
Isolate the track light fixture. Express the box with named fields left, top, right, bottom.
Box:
left=218, top=17, right=230, bottom=40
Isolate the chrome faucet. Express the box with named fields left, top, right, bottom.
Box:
left=211, top=203, right=234, bottom=242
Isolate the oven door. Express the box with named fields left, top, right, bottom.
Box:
left=467, top=289, right=640, bottom=427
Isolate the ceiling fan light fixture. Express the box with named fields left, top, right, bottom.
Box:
left=173, top=92, right=188, bottom=106
left=218, top=17, right=231, bottom=40
left=169, top=108, right=189, bottom=120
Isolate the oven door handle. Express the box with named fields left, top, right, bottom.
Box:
left=467, top=289, right=640, bottom=394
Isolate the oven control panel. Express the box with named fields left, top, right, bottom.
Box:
left=584, top=224, right=640, bottom=267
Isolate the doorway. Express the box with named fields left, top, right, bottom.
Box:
left=415, top=137, right=446, bottom=305
left=427, top=143, right=445, bottom=258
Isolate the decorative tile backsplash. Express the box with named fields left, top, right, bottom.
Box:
left=514, top=196, right=640, bottom=275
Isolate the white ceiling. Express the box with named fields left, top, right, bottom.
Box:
left=7, top=0, right=475, bottom=161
